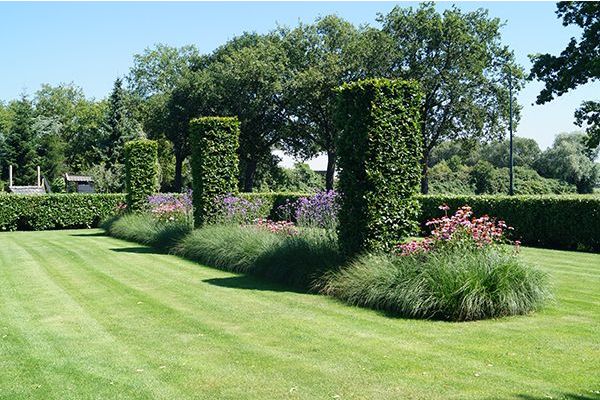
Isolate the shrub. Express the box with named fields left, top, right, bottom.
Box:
left=124, top=139, right=159, bottom=212
left=189, top=117, right=240, bottom=227
left=335, top=78, right=423, bottom=254
left=322, top=247, right=549, bottom=321
left=174, top=225, right=281, bottom=274
left=174, top=224, right=342, bottom=290
left=418, top=195, right=600, bottom=251
left=104, top=213, right=191, bottom=251
left=0, top=193, right=125, bottom=231
left=323, top=205, right=549, bottom=321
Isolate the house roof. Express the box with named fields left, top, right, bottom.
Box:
left=64, top=174, right=94, bottom=182
left=8, top=186, right=46, bottom=195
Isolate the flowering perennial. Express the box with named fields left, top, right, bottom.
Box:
left=278, top=190, right=340, bottom=230
left=214, top=194, right=264, bottom=224
left=253, top=218, right=298, bottom=236
left=396, top=204, right=515, bottom=256
left=147, top=191, right=193, bottom=222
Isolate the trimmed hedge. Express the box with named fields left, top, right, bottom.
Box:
left=335, top=78, right=423, bottom=255
left=0, top=193, right=125, bottom=231
left=419, top=195, right=600, bottom=251
left=189, top=117, right=240, bottom=227
left=124, top=139, right=159, bottom=212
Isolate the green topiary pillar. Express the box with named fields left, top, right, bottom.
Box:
left=189, top=117, right=240, bottom=227
left=335, top=78, right=423, bottom=255
left=124, top=139, right=159, bottom=212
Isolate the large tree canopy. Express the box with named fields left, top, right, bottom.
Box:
left=535, top=132, right=599, bottom=193
left=278, top=15, right=363, bottom=190
left=378, top=3, right=524, bottom=193
left=529, top=2, right=600, bottom=149
left=205, top=33, right=289, bottom=192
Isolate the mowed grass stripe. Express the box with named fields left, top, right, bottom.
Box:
left=0, top=234, right=186, bottom=400
left=0, top=230, right=598, bottom=399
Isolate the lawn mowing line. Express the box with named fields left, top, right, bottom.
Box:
left=37, top=235, right=366, bottom=397
left=95, top=235, right=561, bottom=394
left=58, top=233, right=527, bottom=395
left=11, top=237, right=190, bottom=400
left=0, top=236, right=56, bottom=399
left=96, top=231, right=588, bottom=390
left=31, top=235, right=349, bottom=390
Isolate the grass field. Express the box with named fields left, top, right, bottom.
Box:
left=0, top=229, right=598, bottom=400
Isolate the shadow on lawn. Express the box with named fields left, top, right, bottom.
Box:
left=70, top=231, right=107, bottom=237
left=513, top=393, right=600, bottom=400
left=110, top=246, right=158, bottom=254
left=203, top=276, right=306, bottom=294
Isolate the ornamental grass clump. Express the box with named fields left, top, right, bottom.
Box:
left=322, top=205, right=550, bottom=321
left=105, top=212, right=192, bottom=251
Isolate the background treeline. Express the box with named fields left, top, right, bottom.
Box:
left=0, top=3, right=598, bottom=194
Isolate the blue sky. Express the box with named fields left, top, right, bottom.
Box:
left=1, top=1, right=598, bottom=167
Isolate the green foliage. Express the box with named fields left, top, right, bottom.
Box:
left=0, top=96, right=38, bottom=185
left=86, top=162, right=125, bottom=193
left=124, top=139, right=159, bottom=212
left=156, top=224, right=342, bottom=290
left=535, top=132, right=599, bottom=193
left=529, top=2, right=599, bottom=151
left=470, top=160, right=496, bottom=194
left=419, top=194, right=600, bottom=251
left=103, top=78, right=144, bottom=168
left=206, top=33, right=289, bottom=192
left=0, top=193, right=124, bottom=231
left=335, top=78, right=423, bottom=254
left=189, top=117, right=240, bottom=226
left=103, top=212, right=191, bottom=251
left=378, top=3, right=525, bottom=192
left=279, top=15, right=365, bottom=190
left=254, top=163, right=325, bottom=193
left=322, top=246, right=549, bottom=321
left=175, top=224, right=280, bottom=274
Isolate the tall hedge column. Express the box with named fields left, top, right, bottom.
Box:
left=189, top=117, right=240, bottom=227
left=124, top=139, right=159, bottom=212
left=335, top=79, right=423, bottom=255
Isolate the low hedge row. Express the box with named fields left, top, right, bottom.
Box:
left=2, top=191, right=598, bottom=252
left=0, top=193, right=125, bottom=231
left=419, top=195, right=600, bottom=251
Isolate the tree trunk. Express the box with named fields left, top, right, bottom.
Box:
left=243, top=159, right=257, bottom=193
left=174, top=152, right=183, bottom=192
left=325, top=150, right=336, bottom=191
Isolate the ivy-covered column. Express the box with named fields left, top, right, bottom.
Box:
left=124, top=139, right=159, bottom=212
left=335, top=79, right=423, bottom=255
left=189, top=117, right=240, bottom=227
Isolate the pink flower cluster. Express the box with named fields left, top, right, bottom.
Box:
left=151, top=202, right=188, bottom=222
left=396, top=204, right=516, bottom=256
left=253, top=218, right=298, bottom=236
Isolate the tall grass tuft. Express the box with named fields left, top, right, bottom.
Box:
left=322, top=247, right=550, bottom=321
left=174, top=224, right=281, bottom=273
left=175, top=225, right=342, bottom=290
left=105, top=213, right=192, bottom=251
left=254, top=228, right=343, bottom=289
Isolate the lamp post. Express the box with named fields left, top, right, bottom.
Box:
left=508, top=68, right=514, bottom=196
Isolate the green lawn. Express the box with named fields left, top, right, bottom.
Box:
left=0, top=230, right=598, bottom=400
